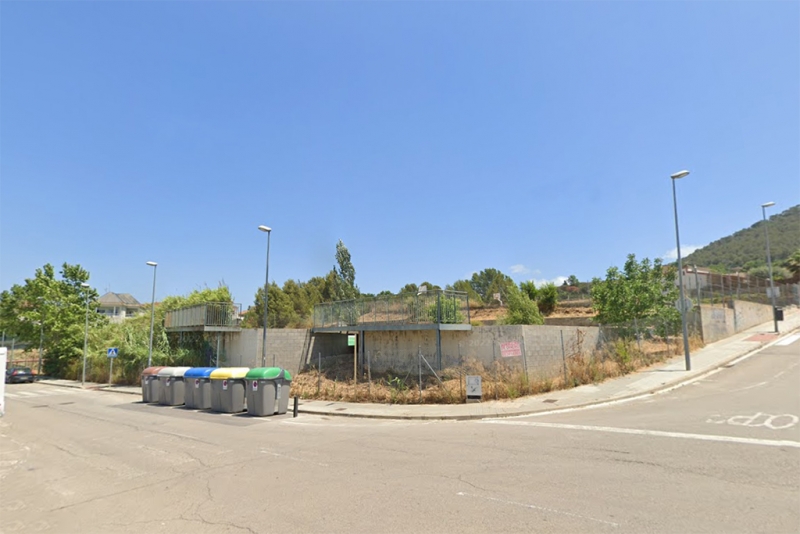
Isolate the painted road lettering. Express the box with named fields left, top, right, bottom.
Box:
left=706, top=412, right=798, bottom=430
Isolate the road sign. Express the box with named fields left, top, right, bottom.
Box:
left=500, top=341, right=522, bottom=358
left=767, top=287, right=781, bottom=298
left=674, top=297, right=694, bottom=313
left=107, top=347, right=118, bottom=358
left=348, top=335, right=356, bottom=347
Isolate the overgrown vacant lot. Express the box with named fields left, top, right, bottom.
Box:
left=290, top=334, right=704, bottom=404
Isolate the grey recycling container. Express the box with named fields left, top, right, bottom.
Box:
left=184, top=367, right=217, bottom=409
left=158, top=367, right=192, bottom=406
left=141, top=366, right=166, bottom=403
left=245, top=367, right=293, bottom=416
left=209, top=368, right=249, bottom=413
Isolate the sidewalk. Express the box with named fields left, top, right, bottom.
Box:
left=36, top=309, right=800, bottom=420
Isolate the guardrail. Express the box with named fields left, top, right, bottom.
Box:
left=313, top=290, right=470, bottom=329
left=164, top=302, right=242, bottom=329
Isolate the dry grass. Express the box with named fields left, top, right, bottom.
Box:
left=291, top=335, right=706, bottom=404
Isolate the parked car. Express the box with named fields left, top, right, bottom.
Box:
left=6, top=367, right=35, bottom=384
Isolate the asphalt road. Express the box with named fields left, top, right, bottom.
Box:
left=1, top=336, right=798, bottom=534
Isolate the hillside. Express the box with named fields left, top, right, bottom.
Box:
left=684, top=205, right=800, bottom=271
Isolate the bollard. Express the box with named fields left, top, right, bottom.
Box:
left=293, top=396, right=299, bottom=418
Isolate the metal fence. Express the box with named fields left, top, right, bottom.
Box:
left=164, top=302, right=242, bottom=329
left=682, top=272, right=799, bottom=308
left=313, top=290, right=470, bottom=329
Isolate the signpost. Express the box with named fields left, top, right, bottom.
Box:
left=348, top=335, right=357, bottom=384
left=107, top=348, right=118, bottom=385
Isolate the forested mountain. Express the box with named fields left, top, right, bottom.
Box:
left=684, top=205, right=800, bottom=272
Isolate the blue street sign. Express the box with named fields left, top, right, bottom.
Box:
left=107, top=347, right=119, bottom=358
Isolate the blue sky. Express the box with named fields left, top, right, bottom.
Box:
left=2, top=1, right=798, bottom=306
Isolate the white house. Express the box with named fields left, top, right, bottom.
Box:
left=96, top=292, right=145, bottom=323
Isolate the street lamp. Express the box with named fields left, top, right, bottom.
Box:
left=258, top=225, right=272, bottom=367
left=761, top=202, right=778, bottom=333
left=670, top=170, right=692, bottom=371
left=146, top=261, right=158, bottom=367
left=81, top=282, right=91, bottom=386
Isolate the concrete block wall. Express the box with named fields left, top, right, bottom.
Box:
left=699, top=305, right=736, bottom=343
left=225, top=328, right=352, bottom=375
left=361, top=325, right=601, bottom=379
left=732, top=300, right=774, bottom=332
left=698, top=301, right=773, bottom=343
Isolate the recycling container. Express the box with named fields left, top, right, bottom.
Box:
left=141, top=367, right=166, bottom=403
left=158, top=367, right=192, bottom=406
left=245, top=367, right=293, bottom=416
left=210, top=368, right=249, bottom=413
left=184, top=367, right=217, bottom=409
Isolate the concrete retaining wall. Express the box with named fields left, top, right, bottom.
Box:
left=360, top=325, right=601, bottom=379
left=225, top=328, right=349, bottom=375
left=698, top=300, right=773, bottom=343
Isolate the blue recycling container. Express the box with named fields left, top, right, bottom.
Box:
left=183, top=367, right=217, bottom=409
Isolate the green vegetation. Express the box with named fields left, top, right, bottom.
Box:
left=502, top=285, right=544, bottom=325
left=0, top=262, right=232, bottom=381
left=684, top=204, right=800, bottom=273
left=591, top=254, right=680, bottom=327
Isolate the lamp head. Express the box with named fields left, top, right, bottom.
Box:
left=761, top=201, right=775, bottom=208
left=146, top=261, right=157, bottom=267
left=258, top=225, right=272, bottom=233
left=80, top=283, right=90, bottom=288
left=670, top=170, right=690, bottom=180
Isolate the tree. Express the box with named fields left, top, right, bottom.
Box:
left=0, top=263, right=103, bottom=376
left=520, top=281, right=537, bottom=301
left=448, top=280, right=482, bottom=305
left=469, top=268, right=515, bottom=305
left=591, top=254, right=679, bottom=325
left=784, top=250, right=800, bottom=283
left=567, top=275, right=580, bottom=287
left=536, top=283, right=559, bottom=316
left=503, top=285, right=544, bottom=325
left=399, top=283, right=419, bottom=295
left=333, top=240, right=358, bottom=301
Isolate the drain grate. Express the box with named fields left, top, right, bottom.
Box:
left=543, top=399, right=558, bottom=404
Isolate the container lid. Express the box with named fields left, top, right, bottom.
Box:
left=210, top=367, right=250, bottom=379
left=245, top=367, right=292, bottom=381
left=184, top=367, right=217, bottom=378
left=158, top=366, right=192, bottom=377
left=142, top=366, right=166, bottom=376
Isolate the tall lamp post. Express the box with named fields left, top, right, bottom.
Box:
left=146, top=261, right=158, bottom=368
left=761, top=202, right=778, bottom=333
left=258, top=225, right=272, bottom=367
left=671, top=170, right=692, bottom=371
left=80, top=282, right=91, bottom=386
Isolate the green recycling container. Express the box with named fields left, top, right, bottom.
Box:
left=209, top=368, right=249, bottom=413
left=141, top=367, right=166, bottom=403
left=245, top=367, right=293, bottom=416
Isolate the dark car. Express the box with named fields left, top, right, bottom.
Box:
left=6, top=367, right=35, bottom=384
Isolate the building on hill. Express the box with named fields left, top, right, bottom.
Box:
left=96, top=292, right=145, bottom=323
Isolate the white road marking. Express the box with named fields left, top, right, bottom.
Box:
left=456, top=491, right=619, bottom=527
left=776, top=333, right=800, bottom=346
left=706, top=413, right=799, bottom=430
left=481, top=420, right=800, bottom=448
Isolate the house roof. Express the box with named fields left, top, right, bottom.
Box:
left=98, top=292, right=143, bottom=307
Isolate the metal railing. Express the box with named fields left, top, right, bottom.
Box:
left=164, top=302, right=242, bottom=329
left=313, top=290, right=470, bottom=329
